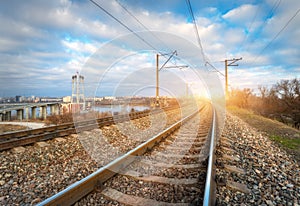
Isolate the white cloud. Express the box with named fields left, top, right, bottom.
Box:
left=62, top=40, right=98, bottom=54
left=0, top=0, right=299, bottom=96
left=222, top=4, right=260, bottom=25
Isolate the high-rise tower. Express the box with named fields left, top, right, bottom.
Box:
left=71, top=72, right=85, bottom=112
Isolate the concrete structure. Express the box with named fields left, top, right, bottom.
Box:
left=0, top=102, right=60, bottom=121
left=24, top=108, right=29, bottom=120
left=72, top=72, right=85, bottom=112
left=0, top=111, right=11, bottom=121
left=17, top=109, right=23, bottom=121
left=31, top=107, right=37, bottom=119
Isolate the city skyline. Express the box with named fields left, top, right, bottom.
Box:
left=0, top=0, right=299, bottom=97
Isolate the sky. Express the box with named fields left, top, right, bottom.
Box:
left=0, top=0, right=299, bottom=97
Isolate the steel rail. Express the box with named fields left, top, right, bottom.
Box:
left=0, top=105, right=180, bottom=141
left=0, top=110, right=150, bottom=151
left=37, top=108, right=201, bottom=206
left=203, top=107, right=217, bottom=206
left=0, top=105, right=183, bottom=151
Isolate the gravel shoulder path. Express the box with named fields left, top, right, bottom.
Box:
left=0, top=124, right=29, bottom=133
left=217, top=112, right=300, bottom=205
left=0, top=122, right=47, bottom=130
left=227, top=106, right=300, bottom=164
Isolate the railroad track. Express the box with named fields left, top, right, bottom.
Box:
left=0, top=106, right=181, bottom=151
left=37, top=103, right=218, bottom=205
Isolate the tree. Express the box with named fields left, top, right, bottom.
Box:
left=228, top=88, right=253, bottom=108
left=257, top=78, right=300, bottom=128
left=274, top=78, right=300, bottom=111
left=228, top=78, right=300, bottom=129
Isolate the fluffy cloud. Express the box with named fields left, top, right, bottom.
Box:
left=223, top=4, right=261, bottom=25
left=0, top=0, right=299, bottom=97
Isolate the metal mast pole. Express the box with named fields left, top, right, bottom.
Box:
left=224, top=58, right=242, bottom=99
left=155, top=50, right=187, bottom=107
left=156, top=53, right=159, bottom=104
left=225, top=60, right=228, bottom=98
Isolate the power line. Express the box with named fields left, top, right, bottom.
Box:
left=237, top=3, right=262, bottom=53
left=205, top=61, right=224, bottom=76
left=267, top=0, right=281, bottom=19
left=185, top=0, right=225, bottom=77
left=238, top=0, right=281, bottom=55
left=114, top=0, right=146, bottom=30
left=91, top=0, right=222, bottom=76
left=114, top=0, right=178, bottom=66
left=89, top=0, right=159, bottom=52
left=89, top=0, right=183, bottom=69
left=114, top=0, right=173, bottom=52
left=185, top=0, right=206, bottom=63
left=250, top=8, right=300, bottom=65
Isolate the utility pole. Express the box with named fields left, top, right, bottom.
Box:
left=225, top=58, right=242, bottom=98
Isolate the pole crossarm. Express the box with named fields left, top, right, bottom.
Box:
left=227, top=57, right=242, bottom=66
left=155, top=50, right=189, bottom=107
left=162, top=65, right=189, bottom=69
left=159, top=50, right=177, bottom=71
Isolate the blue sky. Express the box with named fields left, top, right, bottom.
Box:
left=0, top=0, right=299, bottom=97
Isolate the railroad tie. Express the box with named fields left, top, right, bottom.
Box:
left=123, top=170, right=198, bottom=185
left=102, top=188, right=190, bottom=206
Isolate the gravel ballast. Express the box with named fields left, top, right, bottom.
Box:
left=217, top=113, right=300, bottom=205
left=2, top=108, right=298, bottom=205
left=0, top=109, right=182, bottom=205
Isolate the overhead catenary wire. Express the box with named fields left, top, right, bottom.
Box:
left=240, top=0, right=281, bottom=55
left=89, top=0, right=181, bottom=68
left=267, top=0, right=281, bottom=19
left=250, top=8, right=300, bottom=65
left=185, top=0, right=224, bottom=76
left=185, top=0, right=206, bottom=63
left=237, top=3, right=262, bottom=53
left=89, top=0, right=159, bottom=52
left=114, top=0, right=174, bottom=53
left=91, top=0, right=221, bottom=75
left=205, top=61, right=225, bottom=77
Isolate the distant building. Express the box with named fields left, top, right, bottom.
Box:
left=63, top=96, right=71, bottom=103
left=16, top=95, right=23, bottom=102
left=104, top=96, right=116, bottom=100
left=34, top=97, right=40, bottom=103
left=40, top=97, right=62, bottom=102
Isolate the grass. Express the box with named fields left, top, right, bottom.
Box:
left=227, top=105, right=300, bottom=163
left=269, top=135, right=300, bottom=150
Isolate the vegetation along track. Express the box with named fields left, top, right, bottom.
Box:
left=0, top=106, right=181, bottom=151
left=37, top=103, right=217, bottom=205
